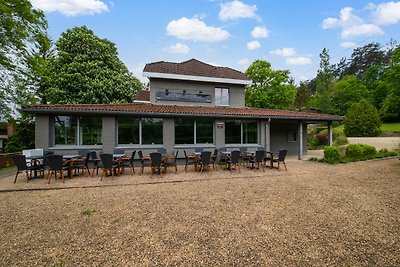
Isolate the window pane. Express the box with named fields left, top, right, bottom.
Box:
left=175, top=119, right=194, bottom=144
left=196, top=120, right=213, bottom=144
left=118, top=118, right=139, bottom=144
left=55, top=116, right=77, bottom=145
left=80, top=117, right=102, bottom=145
left=243, top=121, right=257, bottom=144
left=225, top=120, right=241, bottom=144
left=215, top=88, right=229, bottom=106
left=142, top=118, right=163, bottom=144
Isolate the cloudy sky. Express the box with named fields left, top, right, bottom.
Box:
left=31, top=0, right=400, bottom=83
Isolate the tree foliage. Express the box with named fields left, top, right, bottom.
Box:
left=4, top=117, right=35, bottom=152
left=44, top=26, right=143, bottom=104
left=0, top=0, right=47, bottom=119
left=344, top=100, right=381, bottom=137
left=245, top=60, right=296, bottom=109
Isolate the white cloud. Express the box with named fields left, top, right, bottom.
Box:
left=247, top=40, right=261, bottom=50
left=165, top=43, right=190, bottom=54
left=286, top=57, right=312, bottom=65
left=369, top=2, right=400, bottom=26
left=270, top=47, right=296, bottom=57
left=238, top=58, right=250, bottom=65
left=321, top=6, right=384, bottom=39
left=340, top=41, right=356, bottom=48
left=30, top=0, right=108, bottom=16
left=341, top=24, right=383, bottom=38
left=219, top=0, right=258, bottom=21
left=251, top=26, right=269, bottom=38
left=166, top=17, right=230, bottom=42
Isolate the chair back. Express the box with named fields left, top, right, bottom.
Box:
left=130, top=151, right=136, bottom=163
left=90, top=151, right=98, bottom=160
left=256, top=146, right=266, bottom=151
left=43, top=151, right=54, bottom=167
left=157, top=148, right=167, bottom=154
left=239, top=147, right=248, bottom=157
left=212, top=148, right=218, bottom=159
left=200, top=151, right=211, bottom=165
left=195, top=147, right=204, bottom=153
left=278, top=149, right=288, bottom=162
left=138, top=150, right=144, bottom=159
left=230, top=150, right=241, bottom=164
left=113, top=149, right=125, bottom=155
left=150, top=152, right=163, bottom=167
left=218, top=147, right=228, bottom=160
left=12, top=155, right=28, bottom=171
left=84, top=152, right=90, bottom=165
left=100, top=154, right=114, bottom=169
left=255, top=150, right=265, bottom=163
left=47, top=155, right=64, bottom=171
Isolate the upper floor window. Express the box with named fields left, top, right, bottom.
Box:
left=215, top=88, right=229, bottom=106
left=55, top=116, right=102, bottom=145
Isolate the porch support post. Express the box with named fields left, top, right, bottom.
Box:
left=298, top=122, right=303, bottom=160
left=266, top=118, right=271, bottom=151
left=328, top=121, right=333, bottom=146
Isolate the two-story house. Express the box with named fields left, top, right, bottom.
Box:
left=23, top=59, right=342, bottom=159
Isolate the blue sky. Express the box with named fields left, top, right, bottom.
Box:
left=30, top=0, right=400, bottom=83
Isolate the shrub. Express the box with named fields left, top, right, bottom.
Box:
left=346, top=144, right=377, bottom=160
left=334, top=135, right=349, bottom=146
left=324, top=146, right=341, bottom=162
left=344, top=100, right=381, bottom=137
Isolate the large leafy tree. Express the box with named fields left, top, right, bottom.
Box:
left=344, top=100, right=381, bottom=137
left=245, top=60, right=296, bottom=109
left=0, top=0, right=47, bottom=118
left=44, top=26, right=143, bottom=104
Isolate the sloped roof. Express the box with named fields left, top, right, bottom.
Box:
left=143, top=59, right=250, bottom=82
left=23, top=103, right=343, bottom=121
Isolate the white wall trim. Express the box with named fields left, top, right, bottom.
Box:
left=143, top=72, right=251, bottom=85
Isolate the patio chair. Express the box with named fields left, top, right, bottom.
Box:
left=90, top=151, right=102, bottom=177
left=198, top=151, right=212, bottom=173
left=99, top=153, right=120, bottom=181
left=73, top=151, right=91, bottom=176
left=249, top=150, right=266, bottom=171
left=120, top=151, right=136, bottom=174
left=239, top=147, right=250, bottom=166
left=226, top=150, right=241, bottom=172
left=272, top=149, right=288, bottom=171
left=218, top=147, right=228, bottom=163
left=47, top=155, right=69, bottom=184
left=138, top=150, right=151, bottom=175
left=184, top=150, right=197, bottom=172
left=210, top=148, right=219, bottom=169
left=11, top=154, right=44, bottom=183
left=150, top=152, right=164, bottom=177
left=164, top=150, right=179, bottom=173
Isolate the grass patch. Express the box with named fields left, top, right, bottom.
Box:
left=81, top=208, right=96, bottom=216
left=335, top=123, right=400, bottom=136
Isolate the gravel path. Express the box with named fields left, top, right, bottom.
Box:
left=0, top=158, right=399, bottom=266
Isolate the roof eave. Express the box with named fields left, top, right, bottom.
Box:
left=143, top=71, right=251, bottom=85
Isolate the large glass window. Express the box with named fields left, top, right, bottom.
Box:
left=225, top=120, right=258, bottom=144
left=55, top=116, right=102, bottom=145
left=117, top=118, right=163, bottom=145
left=225, top=121, right=241, bottom=144
left=118, top=118, right=140, bottom=144
left=142, top=118, right=163, bottom=145
left=174, top=119, right=214, bottom=144
left=175, top=119, right=194, bottom=144
left=215, top=88, right=229, bottom=106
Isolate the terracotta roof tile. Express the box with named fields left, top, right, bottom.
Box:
left=143, top=59, right=249, bottom=81
left=23, top=103, right=344, bottom=121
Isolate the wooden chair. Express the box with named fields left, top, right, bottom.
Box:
left=210, top=148, right=219, bottom=169
left=73, top=152, right=91, bottom=176
left=249, top=150, right=266, bottom=171
left=184, top=150, right=197, bottom=172
left=47, top=155, right=69, bottom=184
left=164, top=150, right=179, bottom=173
left=99, top=153, right=120, bottom=181
left=138, top=150, right=151, bottom=175
left=272, top=149, right=288, bottom=171
left=226, top=150, right=241, bottom=172
left=11, top=154, right=43, bottom=183
left=120, top=151, right=136, bottom=174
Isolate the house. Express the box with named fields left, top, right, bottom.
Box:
left=22, top=59, right=342, bottom=159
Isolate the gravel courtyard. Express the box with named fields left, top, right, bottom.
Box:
left=0, top=158, right=399, bottom=266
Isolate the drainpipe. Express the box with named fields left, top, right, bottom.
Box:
left=328, top=121, right=333, bottom=146
left=298, top=122, right=303, bottom=160
left=266, top=118, right=271, bottom=151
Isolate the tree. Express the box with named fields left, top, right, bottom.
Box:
left=331, top=75, right=368, bottom=115
left=344, top=100, right=381, bottom=137
left=0, top=0, right=47, bottom=118
left=294, top=80, right=313, bottom=110
left=44, top=26, right=143, bottom=104
left=4, top=117, right=35, bottom=152
left=245, top=60, right=296, bottom=109
left=310, top=48, right=335, bottom=113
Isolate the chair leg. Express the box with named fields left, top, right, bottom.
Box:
left=61, top=172, right=65, bottom=183
left=101, top=169, right=105, bottom=181
left=111, top=168, right=114, bottom=181
left=48, top=170, right=53, bottom=184
left=14, top=171, right=20, bottom=183
left=283, top=162, right=287, bottom=171
left=25, top=171, right=30, bottom=183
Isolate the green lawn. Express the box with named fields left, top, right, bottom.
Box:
left=335, top=123, right=400, bottom=135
